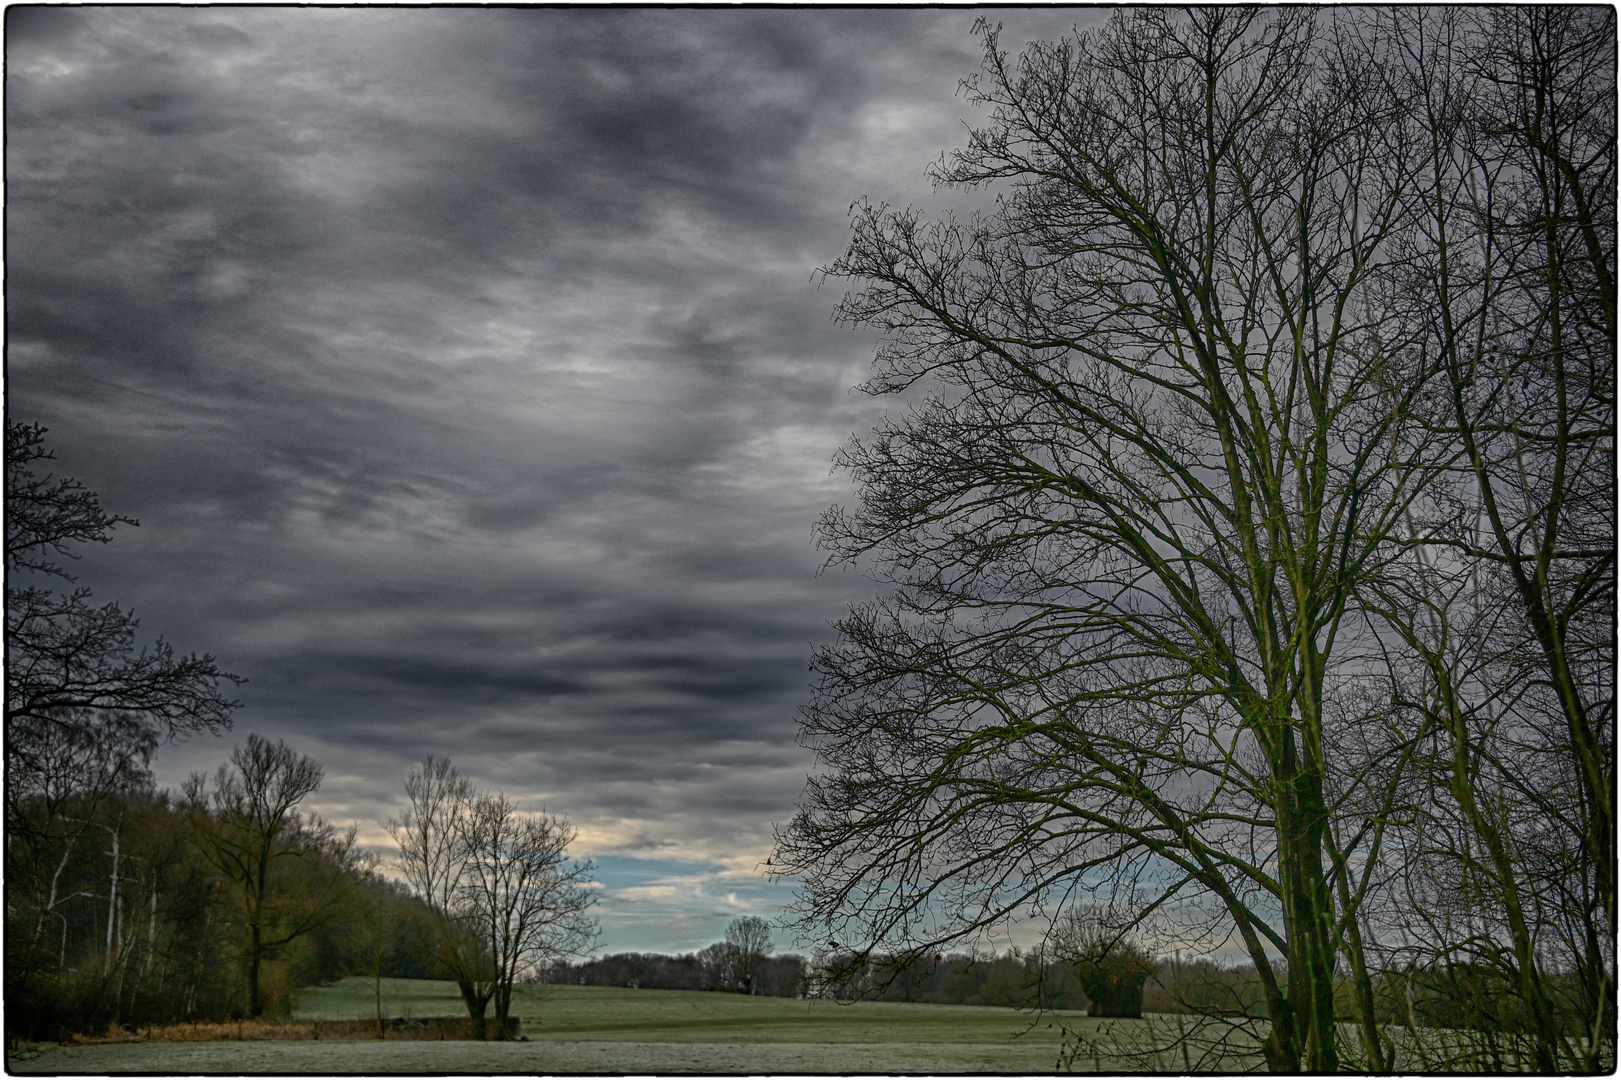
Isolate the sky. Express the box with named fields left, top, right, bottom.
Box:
left=6, top=5, right=1107, bottom=956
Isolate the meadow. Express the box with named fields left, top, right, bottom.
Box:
left=8, top=977, right=1267, bottom=1073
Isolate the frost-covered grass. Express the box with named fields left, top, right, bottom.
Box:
left=9, top=979, right=1268, bottom=1073
left=9, top=1038, right=1100, bottom=1073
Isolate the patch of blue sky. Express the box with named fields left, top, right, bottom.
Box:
left=584, top=852, right=804, bottom=956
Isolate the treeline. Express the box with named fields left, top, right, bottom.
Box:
left=540, top=915, right=799, bottom=998
left=546, top=950, right=805, bottom=998
left=542, top=941, right=1264, bottom=1017
left=537, top=937, right=1594, bottom=1038
left=6, top=740, right=451, bottom=1041
left=818, top=950, right=1265, bottom=1016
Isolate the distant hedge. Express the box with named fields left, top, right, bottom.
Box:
left=544, top=952, right=806, bottom=998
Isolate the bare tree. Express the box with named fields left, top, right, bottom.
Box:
left=386, top=756, right=493, bottom=1027
left=388, top=758, right=596, bottom=1039
left=776, top=10, right=1613, bottom=1072
left=1050, top=906, right=1155, bottom=1019
left=185, top=735, right=357, bottom=1017
left=724, top=916, right=774, bottom=995
left=1350, top=7, right=1616, bottom=1071
left=457, top=794, right=596, bottom=1036
left=6, top=422, right=242, bottom=743
left=6, top=421, right=136, bottom=579
left=772, top=9, right=1452, bottom=1071
left=697, top=941, right=735, bottom=991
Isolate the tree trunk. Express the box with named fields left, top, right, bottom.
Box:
left=247, top=924, right=263, bottom=1018
left=104, top=827, right=120, bottom=976
left=493, top=984, right=512, bottom=1041
left=144, top=888, right=157, bottom=978
left=458, top=979, right=490, bottom=1040
left=37, top=842, right=77, bottom=951
left=1271, top=724, right=1340, bottom=1074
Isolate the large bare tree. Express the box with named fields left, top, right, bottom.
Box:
left=775, top=8, right=1612, bottom=1073
left=458, top=793, right=596, bottom=1035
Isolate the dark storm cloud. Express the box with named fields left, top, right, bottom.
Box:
left=7, top=6, right=1104, bottom=947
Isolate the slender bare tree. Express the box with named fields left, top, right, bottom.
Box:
left=386, top=757, right=495, bottom=1030
left=185, top=734, right=358, bottom=1017
left=389, top=757, right=596, bottom=1039
left=1350, top=7, right=1615, bottom=1071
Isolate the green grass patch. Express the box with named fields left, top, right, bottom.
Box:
left=8, top=980, right=1269, bottom=1072
left=14, top=981, right=1541, bottom=1073
left=289, top=978, right=1266, bottom=1070
left=295, top=977, right=1086, bottom=1045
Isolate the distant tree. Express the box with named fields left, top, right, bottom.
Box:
left=1051, top=908, right=1154, bottom=1018
left=697, top=940, right=734, bottom=990
left=548, top=950, right=805, bottom=996
left=752, top=953, right=807, bottom=999
left=724, top=916, right=774, bottom=995
left=185, top=735, right=359, bottom=1017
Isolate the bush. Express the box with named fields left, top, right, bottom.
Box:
left=5, top=969, right=111, bottom=1043
left=1143, top=960, right=1270, bottom=1019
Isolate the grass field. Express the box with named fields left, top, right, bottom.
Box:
left=300, top=977, right=1081, bottom=1045
left=9, top=978, right=1267, bottom=1073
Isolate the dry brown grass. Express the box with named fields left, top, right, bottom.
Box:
left=70, top=1016, right=509, bottom=1044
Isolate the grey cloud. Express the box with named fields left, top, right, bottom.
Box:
left=7, top=7, right=1101, bottom=945
left=6, top=6, right=86, bottom=46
